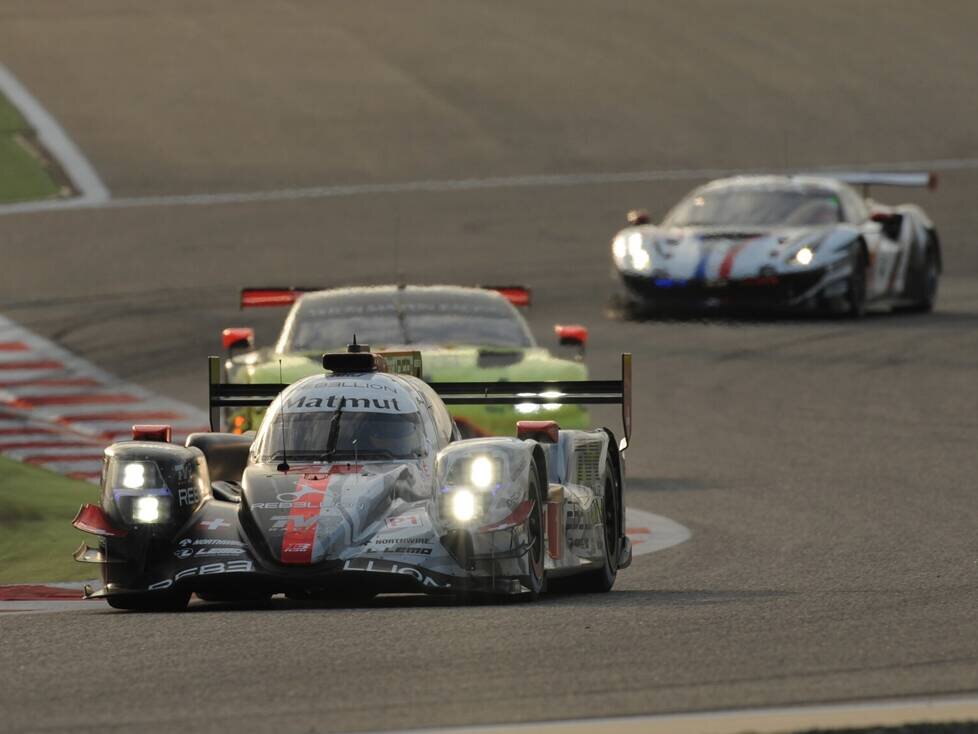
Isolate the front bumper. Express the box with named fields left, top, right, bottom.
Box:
left=620, top=268, right=832, bottom=310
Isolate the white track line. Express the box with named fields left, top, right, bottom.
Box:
left=398, top=694, right=978, bottom=734
left=0, top=64, right=109, bottom=210
left=2, top=149, right=978, bottom=217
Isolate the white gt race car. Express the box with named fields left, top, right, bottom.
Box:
left=611, top=172, right=941, bottom=316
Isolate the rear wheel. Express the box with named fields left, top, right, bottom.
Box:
left=903, top=234, right=940, bottom=312
left=844, top=249, right=868, bottom=318
left=571, top=459, right=621, bottom=593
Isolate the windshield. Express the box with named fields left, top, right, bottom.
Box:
left=664, top=189, right=843, bottom=227
left=255, top=408, right=424, bottom=462
left=284, top=295, right=534, bottom=352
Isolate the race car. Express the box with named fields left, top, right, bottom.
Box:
left=611, top=172, right=941, bottom=316
left=71, top=346, right=633, bottom=610
left=221, top=285, right=591, bottom=437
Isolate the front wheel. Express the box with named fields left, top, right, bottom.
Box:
left=565, top=459, right=621, bottom=593
left=521, top=468, right=547, bottom=600
left=105, top=590, right=191, bottom=612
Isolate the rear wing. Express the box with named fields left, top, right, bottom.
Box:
left=238, top=285, right=532, bottom=309
left=207, top=352, right=633, bottom=447
left=819, top=171, right=938, bottom=196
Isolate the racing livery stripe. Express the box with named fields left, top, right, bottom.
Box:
left=0, top=342, right=29, bottom=351
left=280, top=464, right=362, bottom=564
left=280, top=474, right=330, bottom=564
left=718, top=239, right=754, bottom=280
left=693, top=245, right=711, bottom=280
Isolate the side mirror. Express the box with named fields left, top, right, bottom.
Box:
left=554, top=324, right=588, bottom=360
left=870, top=211, right=903, bottom=241
left=222, top=327, right=255, bottom=354
left=627, top=209, right=651, bottom=226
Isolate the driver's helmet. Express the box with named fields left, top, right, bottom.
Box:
left=349, top=411, right=421, bottom=456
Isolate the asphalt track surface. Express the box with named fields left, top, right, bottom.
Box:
left=1, top=3, right=977, bottom=733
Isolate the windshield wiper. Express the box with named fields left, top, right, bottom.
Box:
left=323, top=402, right=344, bottom=462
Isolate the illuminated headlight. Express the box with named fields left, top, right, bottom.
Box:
left=613, top=232, right=652, bottom=272
left=515, top=402, right=539, bottom=414
left=451, top=489, right=477, bottom=522
left=133, top=496, right=162, bottom=523
left=469, top=456, right=496, bottom=490
left=612, top=234, right=627, bottom=260
left=794, top=247, right=814, bottom=266
left=123, top=462, right=146, bottom=489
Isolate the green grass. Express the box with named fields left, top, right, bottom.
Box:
left=0, top=457, right=100, bottom=583
left=0, top=94, right=64, bottom=204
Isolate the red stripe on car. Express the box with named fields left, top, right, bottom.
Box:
left=0, top=342, right=30, bottom=352
left=280, top=465, right=362, bottom=564
left=718, top=239, right=753, bottom=280
left=280, top=474, right=331, bottom=564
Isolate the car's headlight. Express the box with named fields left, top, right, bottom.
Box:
left=793, top=246, right=814, bottom=266
left=451, top=489, right=477, bottom=522
left=612, top=232, right=652, bottom=273
left=469, top=456, right=495, bottom=490
left=106, top=459, right=173, bottom=524
left=133, top=496, right=163, bottom=523
left=612, top=233, right=628, bottom=260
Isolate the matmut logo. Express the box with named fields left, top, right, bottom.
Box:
left=285, top=389, right=412, bottom=413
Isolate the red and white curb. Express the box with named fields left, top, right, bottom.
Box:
left=0, top=315, right=209, bottom=482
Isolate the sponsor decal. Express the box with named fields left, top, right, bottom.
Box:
left=288, top=394, right=402, bottom=411
left=199, top=518, right=231, bottom=531
left=174, top=546, right=246, bottom=559
left=369, top=535, right=432, bottom=545
left=148, top=560, right=253, bottom=590
left=385, top=513, right=422, bottom=529
left=253, top=501, right=314, bottom=510
left=393, top=546, right=432, bottom=556
left=342, top=557, right=449, bottom=588
left=175, top=537, right=245, bottom=558
left=178, top=486, right=200, bottom=507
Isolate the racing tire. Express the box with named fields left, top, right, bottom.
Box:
left=842, top=248, right=868, bottom=318
left=105, top=590, right=191, bottom=612
left=902, top=233, right=940, bottom=313
left=196, top=590, right=273, bottom=604
left=520, top=467, right=547, bottom=600
left=566, top=458, right=621, bottom=594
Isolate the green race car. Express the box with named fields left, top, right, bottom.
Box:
left=221, top=285, right=591, bottom=437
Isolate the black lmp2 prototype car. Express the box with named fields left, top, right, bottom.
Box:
left=72, top=346, right=633, bottom=610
